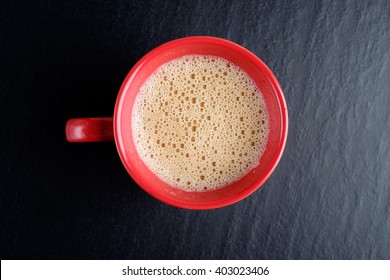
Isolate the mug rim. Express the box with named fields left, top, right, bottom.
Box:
left=113, top=36, right=288, bottom=209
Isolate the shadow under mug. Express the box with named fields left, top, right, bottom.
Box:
left=66, top=36, right=288, bottom=210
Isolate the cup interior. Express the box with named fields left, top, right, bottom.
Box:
left=114, top=36, right=288, bottom=209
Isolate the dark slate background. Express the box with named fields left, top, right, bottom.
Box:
left=1, top=0, right=389, bottom=259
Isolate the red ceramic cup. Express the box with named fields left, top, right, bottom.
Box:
left=66, top=36, right=288, bottom=209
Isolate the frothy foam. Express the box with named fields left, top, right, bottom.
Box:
left=132, top=55, right=269, bottom=191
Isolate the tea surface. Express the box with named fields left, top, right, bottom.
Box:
left=132, top=55, right=269, bottom=191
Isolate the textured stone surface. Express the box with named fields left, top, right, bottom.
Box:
left=1, top=0, right=389, bottom=259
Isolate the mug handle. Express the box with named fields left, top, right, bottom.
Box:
left=66, top=118, right=114, bottom=142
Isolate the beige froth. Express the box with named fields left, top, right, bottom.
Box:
left=132, top=55, right=269, bottom=191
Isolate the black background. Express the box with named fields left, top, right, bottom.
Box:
left=1, top=0, right=390, bottom=259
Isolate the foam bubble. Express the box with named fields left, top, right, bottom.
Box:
left=132, top=55, right=269, bottom=191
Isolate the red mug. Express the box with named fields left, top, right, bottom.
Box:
left=66, top=36, right=288, bottom=209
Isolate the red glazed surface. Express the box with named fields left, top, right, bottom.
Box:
left=113, top=36, right=288, bottom=209
left=66, top=118, right=114, bottom=142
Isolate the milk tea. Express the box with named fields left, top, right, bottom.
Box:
left=132, top=55, right=269, bottom=191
